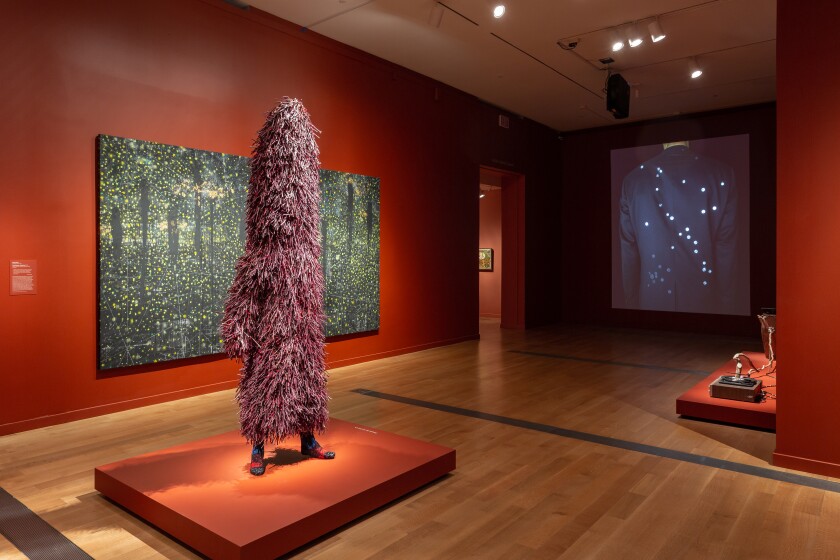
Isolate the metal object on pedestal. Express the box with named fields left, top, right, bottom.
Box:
left=709, top=375, right=763, bottom=402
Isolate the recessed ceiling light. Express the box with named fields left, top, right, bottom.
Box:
left=492, top=3, right=505, bottom=18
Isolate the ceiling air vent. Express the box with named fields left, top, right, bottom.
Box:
left=498, top=114, right=510, bottom=129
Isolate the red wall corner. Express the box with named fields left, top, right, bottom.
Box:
left=479, top=189, right=502, bottom=318
left=774, top=0, right=840, bottom=475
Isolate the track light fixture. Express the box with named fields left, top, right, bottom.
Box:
left=568, top=15, right=668, bottom=53
left=689, top=57, right=703, bottom=79
left=648, top=18, right=666, bottom=42
left=610, top=29, right=624, bottom=52
left=626, top=23, right=643, bottom=48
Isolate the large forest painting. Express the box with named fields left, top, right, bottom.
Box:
left=320, top=170, right=380, bottom=338
left=98, top=135, right=380, bottom=370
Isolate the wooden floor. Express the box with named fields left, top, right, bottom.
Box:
left=2, top=319, right=839, bottom=559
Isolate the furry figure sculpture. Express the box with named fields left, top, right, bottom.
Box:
left=221, top=98, right=334, bottom=476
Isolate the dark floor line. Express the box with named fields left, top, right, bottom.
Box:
left=352, top=388, right=840, bottom=494
left=0, top=487, right=92, bottom=560
left=510, top=350, right=711, bottom=376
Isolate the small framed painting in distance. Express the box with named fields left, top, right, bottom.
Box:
left=479, top=248, right=494, bottom=272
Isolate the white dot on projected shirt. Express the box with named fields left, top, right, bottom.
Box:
left=701, top=209, right=706, bottom=214
left=669, top=216, right=674, bottom=221
left=712, top=206, right=717, bottom=211
left=670, top=246, right=675, bottom=250
left=694, top=240, right=698, bottom=245
left=721, top=181, right=725, bottom=186
left=685, top=227, right=690, bottom=231
left=703, top=267, right=707, bottom=272
left=694, top=249, right=699, bottom=254
left=644, top=221, right=649, bottom=226
left=703, top=280, right=708, bottom=286
left=687, top=235, right=691, bottom=240
left=667, top=267, right=671, bottom=272
left=701, top=187, right=706, bottom=192
left=682, top=179, right=686, bottom=184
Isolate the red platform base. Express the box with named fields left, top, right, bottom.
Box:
left=676, top=352, right=776, bottom=430
left=95, top=419, right=456, bottom=560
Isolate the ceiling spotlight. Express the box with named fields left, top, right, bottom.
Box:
left=626, top=23, right=643, bottom=48
left=492, top=3, right=505, bottom=18
left=689, top=57, right=703, bottom=79
left=610, top=29, right=624, bottom=52
left=648, top=18, right=666, bottom=42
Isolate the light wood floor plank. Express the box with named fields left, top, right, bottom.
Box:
left=2, top=318, right=838, bottom=559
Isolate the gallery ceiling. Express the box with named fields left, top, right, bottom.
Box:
left=244, top=0, right=776, bottom=132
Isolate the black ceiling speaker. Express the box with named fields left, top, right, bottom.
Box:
left=606, top=73, right=630, bottom=119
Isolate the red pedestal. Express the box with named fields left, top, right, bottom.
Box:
left=676, top=352, right=776, bottom=430
left=95, top=419, right=456, bottom=560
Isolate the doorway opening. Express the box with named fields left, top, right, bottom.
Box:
left=479, top=167, right=525, bottom=329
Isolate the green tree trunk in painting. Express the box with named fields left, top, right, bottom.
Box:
left=110, top=204, right=123, bottom=262
left=139, top=176, right=150, bottom=306
left=367, top=198, right=373, bottom=245
left=167, top=202, right=179, bottom=264
left=193, top=161, right=203, bottom=265
left=346, top=178, right=354, bottom=256
left=322, top=214, right=330, bottom=280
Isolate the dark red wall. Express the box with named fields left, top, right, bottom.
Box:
left=476, top=106, right=562, bottom=327
left=774, top=1, right=840, bottom=476
left=559, top=104, right=776, bottom=336
left=0, top=0, right=569, bottom=434
left=479, top=190, right=502, bottom=318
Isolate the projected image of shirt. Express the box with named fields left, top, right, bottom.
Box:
left=619, top=145, right=737, bottom=314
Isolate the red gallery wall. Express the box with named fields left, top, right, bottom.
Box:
left=0, top=0, right=527, bottom=434
left=479, top=189, right=502, bottom=318
left=475, top=104, right=562, bottom=328
left=774, top=1, right=840, bottom=476
left=558, top=104, right=776, bottom=336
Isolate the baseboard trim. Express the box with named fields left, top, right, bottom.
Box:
left=0, top=380, right=238, bottom=437
left=773, top=451, right=840, bottom=478
left=327, top=334, right=480, bottom=369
